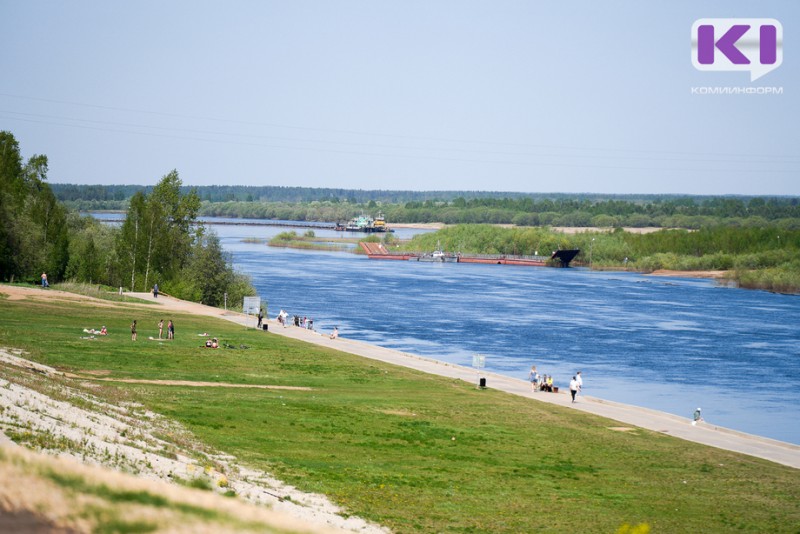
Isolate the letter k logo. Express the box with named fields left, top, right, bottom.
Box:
left=697, top=24, right=750, bottom=64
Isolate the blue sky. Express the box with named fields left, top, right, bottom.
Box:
left=1, top=1, right=797, bottom=195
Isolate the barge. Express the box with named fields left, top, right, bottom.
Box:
left=360, top=243, right=580, bottom=267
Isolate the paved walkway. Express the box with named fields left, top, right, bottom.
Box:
left=131, top=293, right=800, bottom=469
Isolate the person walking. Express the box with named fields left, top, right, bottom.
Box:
left=167, top=319, right=174, bottom=340
left=576, top=371, right=583, bottom=395
left=257, top=311, right=263, bottom=329
left=41, top=272, right=49, bottom=288
left=152, top=283, right=159, bottom=298
left=528, top=366, right=539, bottom=392
left=569, top=375, right=579, bottom=403
left=158, top=319, right=164, bottom=340
left=692, top=407, right=703, bottom=426
left=131, top=320, right=137, bottom=341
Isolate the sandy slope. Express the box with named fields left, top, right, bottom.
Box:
left=0, top=285, right=389, bottom=533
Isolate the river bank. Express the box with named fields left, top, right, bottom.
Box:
left=105, top=287, right=798, bottom=469
left=3, top=284, right=795, bottom=467
left=2, top=284, right=798, bottom=533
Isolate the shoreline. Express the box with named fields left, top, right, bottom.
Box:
left=123, top=289, right=800, bottom=469
left=3, top=285, right=798, bottom=468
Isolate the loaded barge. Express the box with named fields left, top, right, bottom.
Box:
left=360, top=242, right=580, bottom=267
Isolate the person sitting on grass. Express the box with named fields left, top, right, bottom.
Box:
left=204, top=338, right=219, bottom=349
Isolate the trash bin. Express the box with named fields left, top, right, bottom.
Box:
left=262, top=324, right=268, bottom=331
left=479, top=378, right=487, bottom=388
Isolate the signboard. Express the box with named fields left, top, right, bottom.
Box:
left=243, top=296, right=261, bottom=315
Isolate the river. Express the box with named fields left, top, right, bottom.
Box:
left=94, top=215, right=800, bottom=445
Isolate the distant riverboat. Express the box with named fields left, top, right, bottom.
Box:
left=360, top=242, right=580, bottom=267
left=336, top=213, right=392, bottom=233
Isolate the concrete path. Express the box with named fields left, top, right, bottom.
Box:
left=130, top=293, right=800, bottom=469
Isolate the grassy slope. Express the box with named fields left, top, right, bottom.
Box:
left=0, top=287, right=798, bottom=533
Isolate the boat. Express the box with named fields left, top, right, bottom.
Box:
left=373, top=212, right=387, bottom=231
left=338, top=213, right=391, bottom=233
left=410, top=241, right=459, bottom=262
left=360, top=242, right=580, bottom=268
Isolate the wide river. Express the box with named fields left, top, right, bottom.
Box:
left=95, top=215, right=800, bottom=445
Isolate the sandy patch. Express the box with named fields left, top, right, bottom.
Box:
left=389, top=223, right=445, bottom=230
left=608, top=427, right=637, bottom=432
left=649, top=269, right=728, bottom=280
left=0, top=348, right=388, bottom=534
left=88, top=377, right=312, bottom=390
left=82, top=369, right=113, bottom=376
left=379, top=409, right=417, bottom=417
left=0, top=285, right=149, bottom=310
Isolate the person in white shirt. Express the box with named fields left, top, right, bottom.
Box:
left=569, top=376, right=579, bottom=403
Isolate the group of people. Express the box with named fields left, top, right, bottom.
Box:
left=276, top=309, right=315, bottom=330
left=528, top=366, right=583, bottom=401
left=131, top=319, right=174, bottom=341
left=529, top=366, right=706, bottom=420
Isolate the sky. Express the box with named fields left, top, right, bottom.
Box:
left=1, top=1, right=797, bottom=195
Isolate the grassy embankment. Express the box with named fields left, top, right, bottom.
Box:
left=1, top=286, right=798, bottom=532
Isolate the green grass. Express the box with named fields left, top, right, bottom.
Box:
left=52, top=282, right=162, bottom=304
left=1, top=284, right=798, bottom=533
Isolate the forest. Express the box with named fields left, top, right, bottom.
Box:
left=0, top=131, right=254, bottom=308
left=54, top=184, right=800, bottom=230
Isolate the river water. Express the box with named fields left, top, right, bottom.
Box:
left=94, top=215, right=800, bottom=445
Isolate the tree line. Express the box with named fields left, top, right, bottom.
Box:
left=0, top=131, right=255, bottom=308
left=55, top=184, right=698, bottom=204
left=54, top=184, right=800, bottom=229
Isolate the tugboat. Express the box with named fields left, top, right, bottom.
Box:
left=339, top=213, right=391, bottom=233
left=410, top=241, right=459, bottom=262
left=373, top=212, right=387, bottom=232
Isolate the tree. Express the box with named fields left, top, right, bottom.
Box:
left=184, top=232, right=233, bottom=307
left=114, top=170, right=201, bottom=291
left=0, top=132, right=68, bottom=282
left=117, top=191, right=146, bottom=290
